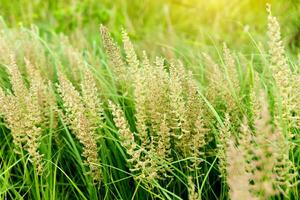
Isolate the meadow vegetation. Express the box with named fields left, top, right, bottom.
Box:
left=0, top=2, right=299, bottom=200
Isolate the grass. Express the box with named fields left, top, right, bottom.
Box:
left=0, top=1, right=299, bottom=200
left=1, top=0, right=299, bottom=53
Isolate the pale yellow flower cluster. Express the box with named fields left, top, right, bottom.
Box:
left=101, top=27, right=209, bottom=182
left=57, top=68, right=102, bottom=182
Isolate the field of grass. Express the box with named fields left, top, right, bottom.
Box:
left=0, top=1, right=299, bottom=200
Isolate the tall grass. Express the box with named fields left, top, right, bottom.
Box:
left=0, top=5, right=299, bottom=200
left=1, top=0, right=299, bottom=54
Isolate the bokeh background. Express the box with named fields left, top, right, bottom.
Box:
left=0, top=1, right=299, bottom=200
left=1, top=0, right=299, bottom=55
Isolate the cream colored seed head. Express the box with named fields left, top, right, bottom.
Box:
left=99, top=25, right=126, bottom=81
left=226, top=138, right=254, bottom=200
left=249, top=92, right=278, bottom=198
left=0, top=56, right=45, bottom=174
left=187, top=176, right=200, bottom=200
left=122, top=29, right=139, bottom=72
left=81, top=68, right=104, bottom=130
left=57, top=71, right=101, bottom=182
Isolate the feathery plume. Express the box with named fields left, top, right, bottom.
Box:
left=108, top=101, right=139, bottom=163
left=100, top=25, right=126, bottom=81
left=156, top=114, right=171, bottom=161
left=184, top=70, right=208, bottom=165
left=226, top=138, right=254, bottom=200
left=109, top=101, right=158, bottom=182
left=1, top=55, right=44, bottom=174
left=267, top=4, right=298, bottom=133
left=251, top=93, right=277, bottom=198
left=143, top=57, right=170, bottom=164
left=132, top=66, right=149, bottom=147
left=122, top=29, right=139, bottom=72
left=147, top=57, right=169, bottom=134
left=187, top=176, right=200, bottom=200
left=7, top=54, right=27, bottom=99
left=217, top=114, right=231, bottom=179
left=189, top=115, right=207, bottom=170
left=24, top=58, right=56, bottom=127
left=168, top=62, right=188, bottom=139
left=266, top=6, right=299, bottom=192
left=267, top=4, right=288, bottom=72
left=81, top=68, right=104, bottom=131
left=238, top=92, right=298, bottom=198
left=154, top=114, right=172, bottom=178
left=273, top=128, right=299, bottom=194
left=57, top=71, right=101, bottom=182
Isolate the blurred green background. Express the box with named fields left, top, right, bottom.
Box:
left=1, top=0, right=300, bottom=54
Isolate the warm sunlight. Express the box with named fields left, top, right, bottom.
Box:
left=0, top=1, right=299, bottom=200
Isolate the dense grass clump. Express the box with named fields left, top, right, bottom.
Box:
left=0, top=5, right=299, bottom=200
